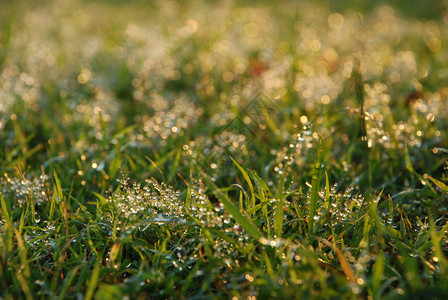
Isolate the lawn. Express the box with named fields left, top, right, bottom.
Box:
left=1, top=0, right=448, bottom=299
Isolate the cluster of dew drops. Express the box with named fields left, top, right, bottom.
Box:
left=1, top=173, right=57, bottom=250
left=108, top=175, right=183, bottom=221
left=274, top=123, right=317, bottom=176
left=1, top=173, right=49, bottom=207
left=108, top=174, right=252, bottom=266
left=311, top=183, right=367, bottom=223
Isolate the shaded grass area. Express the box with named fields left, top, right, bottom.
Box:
left=1, top=0, right=448, bottom=299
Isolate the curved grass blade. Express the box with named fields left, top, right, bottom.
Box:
left=230, top=156, right=255, bottom=209
left=424, top=174, right=448, bottom=194
left=201, top=172, right=263, bottom=240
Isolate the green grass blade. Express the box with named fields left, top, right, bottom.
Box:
left=230, top=156, right=256, bottom=209
left=404, top=145, right=436, bottom=194
left=53, top=169, right=64, bottom=203
left=92, top=192, right=108, bottom=205
left=273, top=195, right=284, bottom=238
left=249, top=170, right=272, bottom=196
left=309, top=144, right=324, bottom=234
left=85, top=258, right=101, bottom=300
left=368, top=202, right=401, bottom=240
left=324, top=171, right=330, bottom=210
left=424, top=174, right=448, bottom=194
left=202, top=172, right=263, bottom=240
left=372, top=252, right=384, bottom=299
left=1, top=192, right=13, bottom=252
left=0, top=191, right=11, bottom=221
left=429, top=216, right=448, bottom=286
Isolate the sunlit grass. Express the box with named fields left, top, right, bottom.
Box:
left=1, top=0, right=448, bottom=298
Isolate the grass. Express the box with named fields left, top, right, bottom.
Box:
left=1, top=0, right=448, bottom=299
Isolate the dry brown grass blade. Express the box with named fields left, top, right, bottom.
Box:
left=335, top=245, right=357, bottom=284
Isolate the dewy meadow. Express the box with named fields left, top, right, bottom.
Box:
left=1, top=0, right=448, bottom=299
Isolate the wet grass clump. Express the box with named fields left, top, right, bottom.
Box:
left=1, top=0, right=448, bottom=299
